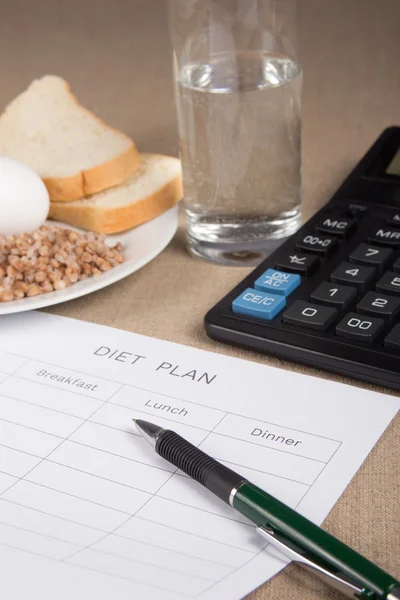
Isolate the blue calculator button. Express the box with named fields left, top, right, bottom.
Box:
left=232, top=288, right=286, bottom=320
left=254, top=269, right=301, bottom=296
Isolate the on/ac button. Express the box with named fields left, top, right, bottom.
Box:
left=254, top=268, right=300, bottom=296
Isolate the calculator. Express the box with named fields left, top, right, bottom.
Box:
left=205, top=127, right=400, bottom=391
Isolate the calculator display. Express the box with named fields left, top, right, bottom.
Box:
left=386, top=149, right=400, bottom=176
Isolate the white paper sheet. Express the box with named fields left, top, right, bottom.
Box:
left=0, top=312, right=398, bottom=599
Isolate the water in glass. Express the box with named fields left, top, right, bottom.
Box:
left=176, top=50, right=302, bottom=264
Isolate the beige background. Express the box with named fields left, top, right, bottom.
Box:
left=0, top=0, right=399, bottom=598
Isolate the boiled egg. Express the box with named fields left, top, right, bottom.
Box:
left=0, top=157, right=50, bottom=235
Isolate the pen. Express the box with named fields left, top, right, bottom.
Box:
left=133, top=418, right=400, bottom=599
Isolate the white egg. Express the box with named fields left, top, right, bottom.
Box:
left=0, top=157, right=50, bottom=236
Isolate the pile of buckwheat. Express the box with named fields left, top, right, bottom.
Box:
left=0, top=225, right=124, bottom=302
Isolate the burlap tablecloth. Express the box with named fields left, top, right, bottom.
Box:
left=0, top=1, right=399, bottom=597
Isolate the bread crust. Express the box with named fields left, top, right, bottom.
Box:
left=0, top=76, right=141, bottom=202
left=49, top=173, right=183, bottom=234
left=43, top=143, right=141, bottom=202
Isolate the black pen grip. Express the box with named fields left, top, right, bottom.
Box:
left=156, top=430, right=244, bottom=503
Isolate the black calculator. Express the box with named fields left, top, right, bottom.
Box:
left=205, top=127, right=400, bottom=391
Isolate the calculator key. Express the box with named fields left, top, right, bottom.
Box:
left=232, top=288, right=286, bottom=321
left=356, top=292, right=400, bottom=320
left=282, top=301, right=337, bottom=331
left=254, top=269, right=300, bottom=297
left=336, top=313, right=384, bottom=342
left=315, top=215, right=355, bottom=237
left=368, top=227, right=400, bottom=248
left=330, top=262, right=375, bottom=289
left=384, top=324, right=400, bottom=349
left=345, top=203, right=368, bottom=217
left=386, top=213, right=400, bottom=227
left=275, top=253, right=319, bottom=276
left=310, top=282, right=357, bottom=309
left=376, top=272, right=400, bottom=295
left=392, top=257, right=400, bottom=273
left=296, top=233, right=338, bottom=255
left=349, top=243, right=392, bottom=269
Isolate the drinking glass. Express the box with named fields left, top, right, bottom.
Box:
left=168, top=0, right=302, bottom=265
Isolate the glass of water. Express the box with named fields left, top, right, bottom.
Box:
left=168, top=0, right=302, bottom=266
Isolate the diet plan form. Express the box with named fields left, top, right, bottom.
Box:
left=0, top=312, right=398, bottom=600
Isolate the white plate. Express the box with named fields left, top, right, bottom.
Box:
left=0, top=205, right=179, bottom=315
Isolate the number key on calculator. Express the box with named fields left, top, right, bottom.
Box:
left=331, top=262, right=375, bottom=289
left=311, top=282, right=357, bottom=309
left=356, top=292, right=400, bottom=319
left=349, top=243, right=392, bottom=269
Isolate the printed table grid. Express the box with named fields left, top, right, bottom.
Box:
left=0, top=351, right=342, bottom=598
left=0, top=349, right=342, bottom=444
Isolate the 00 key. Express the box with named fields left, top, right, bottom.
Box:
left=336, top=313, right=384, bottom=342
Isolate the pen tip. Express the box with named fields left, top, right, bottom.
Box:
left=132, top=419, right=164, bottom=447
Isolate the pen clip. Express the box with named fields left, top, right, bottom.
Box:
left=256, top=525, right=364, bottom=599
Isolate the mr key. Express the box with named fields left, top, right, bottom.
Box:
left=205, top=127, right=400, bottom=390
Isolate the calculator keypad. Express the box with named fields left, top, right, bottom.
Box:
left=230, top=203, right=400, bottom=356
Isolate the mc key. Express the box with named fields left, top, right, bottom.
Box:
left=315, top=215, right=355, bottom=237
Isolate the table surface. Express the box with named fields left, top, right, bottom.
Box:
left=0, top=1, right=399, bottom=598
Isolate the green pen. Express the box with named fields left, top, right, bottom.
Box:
left=133, top=418, right=400, bottom=599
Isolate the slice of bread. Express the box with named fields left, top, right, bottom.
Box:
left=0, top=75, right=140, bottom=202
left=49, top=154, right=183, bottom=234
